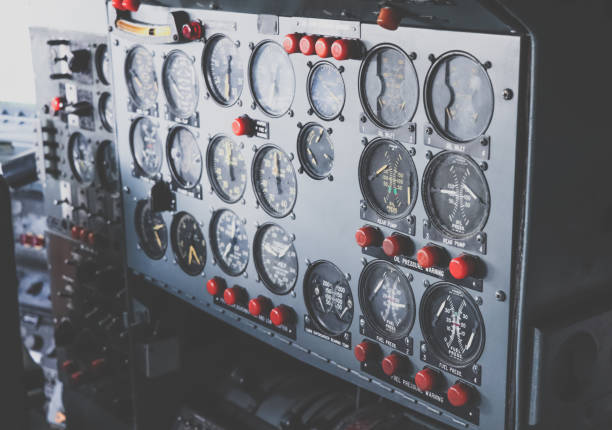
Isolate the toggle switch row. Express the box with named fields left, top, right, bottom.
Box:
left=283, top=33, right=360, bottom=60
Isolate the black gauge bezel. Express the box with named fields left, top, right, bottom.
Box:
left=248, top=40, right=296, bottom=118
left=209, top=209, right=249, bottom=276
left=98, top=92, right=113, bottom=132
left=251, top=144, right=297, bottom=218
left=423, top=51, right=494, bottom=144
left=202, top=34, right=244, bottom=108
left=304, top=260, right=353, bottom=336
left=129, top=117, right=163, bottom=178
left=306, top=61, right=346, bottom=121
left=358, top=260, right=416, bottom=340
left=296, top=122, right=334, bottom=180
left=419, top=281, right=486, bottom=368
left=206, top=134, right=247, bottom=203
left=166, top=126, right=202, bottom=190
left=95, top=44, right=110, bottom=86
left=162, top=49, right=199, bottom=119
left=358, top=138, right=419, bottom=220
left=253, top=223, right=298, bottom=295
left=134, top=200, right=168, bottom=260
left=96, top=140, right=118, bottom=191
left=422, top=151, right=491, bottom=239
left=125, top=45, right=158, bottom=110
left=170, top=211, right=206, bottom=276
left=358, top=43, right=419, bottom=130
left=67, top=132, right=95, bottom=185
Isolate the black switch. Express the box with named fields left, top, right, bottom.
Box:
left=150, top=181, right=176, bottom=212
left=68, top=49, right=91, bottom=73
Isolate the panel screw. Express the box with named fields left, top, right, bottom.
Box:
left=361, top=137, right=368, bottom=146
left=408, top=147, right=416, bottom=156
left=123, top=186, right=130, bottom=194
left=476, top=296, right=483, bottom=306
left=339, top=115, right=345, bottom=122
left=305, top=315, right=311, bottom=324
left=408, top=124, right=416, bottom=133
left=423, top=279, right=430, bottom=288
left=480, top=138, right=488, bottom=146
left=338, top=66, right=345, bottom=73
left=472, top=364, right=480, bottom=374
left=305, top=259, right=311, bottom=266
left=360, top=115, right=367, bottom=123
left=503, top=89, right=514, bottom=100
left=328, top=175, right=333, bottom=182
left=480, top=162, right=488, bottom=171
left=484, top=61, right=492, bottom=69
left=248, top=42, right=255, bottom=50
left=428, top=54, right=436, bottom=63
left=327, top=128, right=333, bottom=135
left=421, top=343, right=427, bottom=353
left=288, top=109, right=294, bottom=117
left=495, top=290, right=506, bottom=302
left=297, top=122, right=303, bottom=128
left=361, top=257, right=368, bottom=266
left=425, top=151, right=433, bottom=160
left=250, top=102, right=256, bottom=110
left=307, top=108, right=313, bottom=115
left=426, top=127, right=433, bottom=135
left=360, top=319, right=365, bottom=327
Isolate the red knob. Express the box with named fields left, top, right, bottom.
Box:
left=283, top=33, right=301, bottom=54
left=417, top=245, right=443, bottom=268
left=71, top=226, right=82, bottom=240
left=299, top=35, right=317, bottom=55
left=112, top=0, right=126, bottom=10
left=122, top=0, right=140, bottom=12
left=355, top=226, right=381, bottom=248
left=90, top=358, right=106, bottom=371
left=315, top=37, right=334, bottom=58
left=70, top=370, right=85, bottom=385
left=377, top=6, right=402, bottom=31
left=381, top=354, right=401, bottom=376
left=206, top=277, right=225, bottom=296
left=34, top=235, right=45, bottom=248
left=270, top=305, right=291, bottom=326
left=61, top=360, right=76, bottom=372
left=382, top=235, right=410, bottom=257
left=79, top=228, right=89, bottom=242
left=354, top=341, right=373, bottom=363
left=449, top=255, right=477, bottom=280
left=223, top=286, right=241, bottom=306
left=331, top=39, right=354, bottom=61
left=447, top=383, right=471, bottom=407
left=86, top=232, right=96, bottom=246
left=415, top=368, right=437, bottom=392
left=51, top=97, right=66, bottom=113
left=232, top=115, right=253, bottom=136
left=182, top=21, right=203, bottom=41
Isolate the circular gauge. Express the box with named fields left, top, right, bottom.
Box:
left=420, top=282, right=485, bottom=367
left=68, top=132, right=96, bottom=184
left=297, top=123, right=334, bottom=180
left=422, top=151, right=490, bottom=238
left=358, top=139, right=418, bottom=219
left=96, top=140, right=119, bottom=191
left=167, top=127, right=202, bottom=189
left=210, top=210, right=249, bottom=276
left=359, top=44, right=419, bottom=129
left=307, top=61, right=345, bottom=120
left=98, top=92, right=114, bottom=132
left=252, top=145, right=297, bottom=218
left=358, top=260, right=416, bottom=340
left=135, top=200, right=168, bottom=260
left=425, top=52, right=494, bottom=142
left=203, top=35, right=244, bottom=106
left=162, top=50, right=199, bottom=118
left=95, top=44, right=111, bottom=86
left=171, top=212, right=206, bottom=276
left=206, top=135, right=247, bottom=203
left=130, top=117, right=163, bottom=178
left=304, top=261, right=353, bottom=336
left=249, top=41, right=295, bottom=117
left=253, top=224, right=298, bottom=294
left=125, top=46, right=158, bottom=110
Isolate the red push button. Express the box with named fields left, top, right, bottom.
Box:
left=248, top=296, right=269, bottom=317
left=90, top=358, right=106, bottom=372
left=315, top=37, right=334, bottom=58
left=447, top=383, right=471, bottom=407
left=206, top=277, right=225, bottom=296
left=354, top=341, right=374, bottom=363
left=112, top=0, right=126, bottom=10
left=381, top=354, right=401, bottom=376
left=51, top=97, right=66, bottom=113
left=270, top=305, right=291, bottom=326
left=34, top=235, right=45, bottom=248
left=377, top=6, right=402, bottom=30
left=331, top=39, right=354, bottom=61
left=71, top=226, right=82, bottom=240
left=61, top=360, right=76, bottom=372
left=122, top=0, right=140, bottom=12
left=355, top=226, right=381, bottom=248
left=283, top=33, right=301, bottom=54
left=182, top=21, right=203, bottom=41
left=70, top=370, right=85, bottom=385
left=232, top=115, right=253, bottom=136
left=79, top=229, right=89, bottom=242
left=449, top=254, right=477, bottom=280
left=415, top=368, right=437, bottom=392
left=86, top=232, right=96, bottom=246
left=417, top=245, right=443, bottom=268
left=299, top=35, right=317, bottom=55
left=382, top=235, right=410, bottom=257
left=223, top=286, right=241, bottom=306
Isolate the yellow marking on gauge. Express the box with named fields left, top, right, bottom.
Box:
left=376, top=164, right=389, bottom=175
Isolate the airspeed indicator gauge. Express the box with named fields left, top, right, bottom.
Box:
left=253, top=224, right=298, bottom=295
left=252, top=145, right=297, bottom=218
left=210, top=210, right=249, bottom=276
left=206, top=135, right=247, bottom=203
left=203, top=35, right=244, bottom=106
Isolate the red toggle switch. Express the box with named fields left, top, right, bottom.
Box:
left=449, top=254, right=477, bottom=280
left=382, top=235, right=410, bottom=257
left=90, top=358, right=106, bottom=372
left=122, top=0, right=140, bottom=12
left=299, top=35, right=318, bottom=55
left=417, top=245, right=443, bottom=268
left=331, top=39, right=355, bottom=61
left=86, top=232, right=96, bottom=247
left=206, top=277, right=226, bottom=296
left=61, top=360, right=76, bottom=373
left=182, top=21, right=203, bottom=41
left=112, top=0, right=126, bottom=10
left=270, top=305, right=291, bottom=326
left=223, top=286, right=241, bottom=306
left=381, top=353, right=401, bottom=376
left=377, top=6, right=402, bottom=31
left=283, top=33, right=302, bottom=54
left=315, top=37, right=334, bottom=58
left=232, top=115, right=253, bottom=136
left=51, top=97, right=66, bottom=113
left=355, top=226, right=381, bottom=248
left=248, top=296, right=269, bottom=317
left=354, top=341, right=374, bottom=363
left=70, top=370, right=85, bottom=386
left=447, top=383, right=471, bottom=407
left=79, top=228, right=89, bottom=242
left=415, top=368, right=437, bottom=392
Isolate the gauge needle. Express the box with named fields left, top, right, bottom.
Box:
left=432, top=299, right=447, bottom=327
left=369, top=276, right=386, bottom=301
left=317, top=296, right=325, bottom=311
left=224, top=73, right=230, bottom=100
left=407, top=186, right=411, bottom=205
left=188, top=245, right=200, bottom=265
left=278, top=242, right=293, bottom=258
left=323, top=84, right=341, bottom=104
left=272, top=151, right=282, bottom=193
left=307, top=148, right=318, bottom=166
left=462, top=183, right=484, bottom=204
left=339, top=306, right=349, bottom=318
left=369, top=164, right=389, bottom=181
left=446, top=107, right=455, bottom=119
left=315, top=128, right=324, bottom=144
left=263, top=244, right=279, bottom=257
left=170, top=75, right=181, bottom=95
left=225, top=141, right=235, bottom=181
left=130, top=70, right=143, bottom=88
left=223, top=242, right=233, bottom=258
left=465, top=331, right=475, bottom=351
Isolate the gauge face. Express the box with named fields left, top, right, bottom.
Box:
left=358, top=139, right=418, bottom=219
left=98, top=92, right=114, bottom=132
left=162, top=50, right=199, bottom=118
left=167, top=127, right=202, bottom=189
left=207, top=135, right=247, bottom=203
left=304, top=261, right=353, bottom=336
left=203, top=35, right=244, bottom=106
left=252, top=146, right=297, bottom=218
left=360, top=45, right=419, bottom=129
left=422, top=152, right=490, bottom=238
left=249, top=41, right=295, bottom=117
left=135, top=200, right=168, bottom=260
left=420, top=282, right=485, bottom=367
left=68, top=132, right=96, bottom=184
left=358, top=260, right=416, bottom=340
left=297, top=123, right=334, bottom=180
left=307, top=62, right=345, bottom=120
left=130, top=117, right=163, bottom=178
left=95, top=44, right=111, bottom=85
left=210, top=210, right=249, bottom=276
left=96, top=140, right=119, bottom=191
left=425, top=53, right=494, bottom=142
left=171, top=212, right=206, bottom=276
left=125, top=46, right=158, bottom=109
left=254, top=224, right=298, bottom=294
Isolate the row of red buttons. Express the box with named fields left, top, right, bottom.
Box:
left=355, top=225, right=480, bottom=280
left=19, top=233, right=45, bottom=248
left=355, top=341, right=472, bottom=407
left=283, top=33, right=358, bottom=60
left=206, top=277, right=293, bottom=326
left=71, top=225, right=97, bottom=247
left=62, top=358, right=106, bottom=386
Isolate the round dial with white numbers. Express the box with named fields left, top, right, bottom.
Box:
left=253, top=224, right=298, bottom=295
left=125, top=46, right=158, bottom=110
left=68, top=132, right=95, bottom=184
left=171, top=212, right=206, bottom=276
left=130, top=117, right=163, bottom=178
left=252, top=145, right=297, bottom=218
left=203, top=35, right=244, bottom=106
left=207, top=135, right=247, bottom=203
left=167, top=127, right=202, bottom=189
left=162, top=50, right=199, bottom=118
left=210, top=210, right=249, bottom=276
left=307, top=61, right=345, bottom=120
